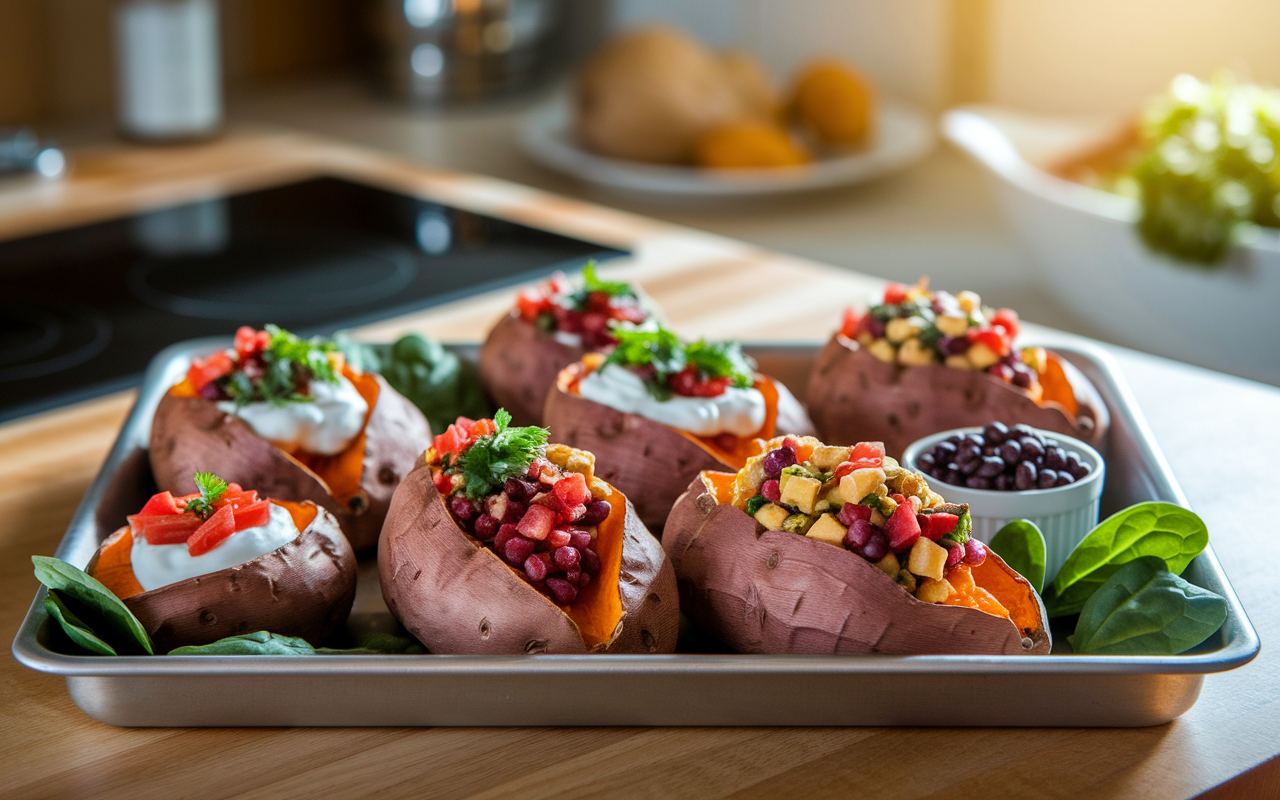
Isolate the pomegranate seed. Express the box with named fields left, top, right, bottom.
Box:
left=449, top=496, right=479, bottom=521
left=762, top=447, right=796, bottom=479
left=761, top=480, right=781, bottom=503
left=581, top=500, right=611, bottom=525
left=578, top=571, right=591, bottom=589
left=861, top=531, right=889, bottom=562
left=503, top=477, right=528, bottom=501
left=580, top=547, right=601, bottom=575
left=524, top=553, right=552, bottom=581
left=945, top=544, right=963, bottom=570
left=565, top=568, right=582, bottom=585
left=837, top=503, right=872, bottom=526
left=546, top=578, right=578, bottom=605
left=503, top=500, right=526, bottom=524
left=844, top=518, right=874, bottom=550
left=964, top=539, right=988, bottom=566
left=503, top=536, right=536, bottom=566
left=474, top=514, right=500, bottom=541
left=568, top=529, right=592, bottom=550
left=554, top=546, right=581, bottom=570
left=493, top=523, right=519, bottom=552
left=546, top=528, right=572, bottom=548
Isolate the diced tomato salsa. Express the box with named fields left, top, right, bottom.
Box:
left=128, top=480, right=285, bottom=556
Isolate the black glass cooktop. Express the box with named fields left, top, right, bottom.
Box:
left=0, top=176, right=626, bottom=422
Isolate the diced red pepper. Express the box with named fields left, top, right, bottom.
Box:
left=850, top=442, right=885, bottom=469
left=433, top=469, right=455, bottom=494
left=233, top=326, right=271, bottom=361
left=610, top=304, right=647, bottom=324
left=433, top=418, right=477, bottom=462
left=884, top=502, right=922, bottom=552
left=882, top=282, right=909, bottom=305
left=185, top=350, right=234, bottom=393
left=517, top=504, right=556, bottom=541
left=232, top=499, right=272, bottom=531
left=917, top=512, right=959, bottom=541
left=668, top=366, right=731, bottom=398
left=967, top=327, right=1011, bottom=357
left=187, top=504, right=236, bottom=556
left=471, top=418, right=496, bottom=437
left=515, top=287, right=555, bottom=322
left=990, top=308, right=1020, bottom=341
left=839, top=307, right=861, bottom=338
left=553, top=472, right=590, bottom=507
left=129, top=513, right=203, bottom=545
left=136, top=490, right=180, bottom=517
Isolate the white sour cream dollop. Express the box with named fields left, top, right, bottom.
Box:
left=218, top=375, right=368, bottom=456
left=578, top=363, right=766, bottom=437
left=130, top=503, right=300, bottom=591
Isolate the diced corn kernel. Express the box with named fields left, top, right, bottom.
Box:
left=805, top=513, right=847, bottom=547
left=874, top=553, right=900, bottom=578
left=839, top=468, right=885, bottom=505
left=545, top=443, right=573, bottom=468
left=915, top=577, right=954, bottom=604
left=754, top=502, right=790, bottom=531
left=935, top=313, right=969, bottom=338
left=897, top=337, right=937, bottom=366
left=908, top=537, right=949, bottom=581
left=589, top=477, right=612, bottom=499
left=957, top=290, right=981, bottom=313
left=885, top=317, right=923, bottom=344
left=868, top=338, right=897, bottom=363
left=780, top=475, right=823, bottom=515
left=967, top=341, right=1001, bottom=369
left=945, top=353, right=975, bottom=371
left=566, top=452, right=595, bottom=483
left=810, top=445, right=852, bottom=470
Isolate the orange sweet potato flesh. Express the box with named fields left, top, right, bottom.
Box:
left=806, top=335, right=1108, bottom=458
left=544, top=363, right=813, bottom=531
left=378, top=460, right=679, bottom=654
left=479, top=312, right=585, bottom=427
left=150, top=372, right=430, bottom=552
left=662, top=472, right=1051, bottom=655
left=86, top=502, right=356, bottom=652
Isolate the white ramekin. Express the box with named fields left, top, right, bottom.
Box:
left=901, top=426, right=1105, bottom=581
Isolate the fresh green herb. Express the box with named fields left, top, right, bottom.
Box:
left=858, top=493, right=895, bottom=517
left=565, top=261, right=636, bottom=310
left=169, top=630, right=427, bottom=656
left=918, top=323, right=945, bottom=349
left=940, top=511, right=973, bottom=546
left=989, top=519, right=1047, bottom=593
left=1070, top=556, right=1227, bottom=655
left=684, top=340, right=755, bottom=389
left=183, top=471, right=228, bottom=520
left=455, top=408, right=549, bottom=500
left=1045, top=502, right=1208, bottom=618
left=32, top=556, right=154, bottom=655
left=745, top=495, right=769, bottom=516
left=335, top=332, right=492, bottom=433
left=44, top=593, right=117, bottom=656
left=224, top=325, right=339, bottom=406
left=604, top=325, right=755, bottom=401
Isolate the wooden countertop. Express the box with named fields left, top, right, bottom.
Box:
left=3, top=133, right=1279, bottom=800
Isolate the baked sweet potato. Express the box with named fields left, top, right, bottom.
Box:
left=544, top=357, right=815, bottom=531
left=478, top=265, right=655, bottom=427
left=87, top=500, right=356, bottom=653
left=807, top=280, right=1107, bottom=457
left=662, top=436, right=1051, bottom=655
left=379, top=416, right=678, bottom=655
left=150, top=326, right=431, bottom=551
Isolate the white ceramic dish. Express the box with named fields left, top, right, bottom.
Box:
left=901, top=425, right=1105, bottom=581
left=942, top=105, right=1280, bottom=387
left=518, top=92, right=935, bottom=197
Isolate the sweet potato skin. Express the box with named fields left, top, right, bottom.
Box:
left=106, top=504, right=357, bottom=653
left=149, top=374, right=430, bottom=552
left=479, top=312, right=583, bottom=427
left=806, top=336, right=1108, bottom=458
left=378, top=462, right=679, bottom=655
left=542, top=378, right=815, bottom=531
left=663, top=476, right=1052, bottom=656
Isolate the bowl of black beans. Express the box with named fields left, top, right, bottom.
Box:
left=902, top=421, right=1105, bottom=579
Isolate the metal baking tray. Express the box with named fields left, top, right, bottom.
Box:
left=12, top=338, right=1261, bottom=727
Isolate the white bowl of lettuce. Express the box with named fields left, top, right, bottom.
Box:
left=943, top=75, right=1280, bottom=386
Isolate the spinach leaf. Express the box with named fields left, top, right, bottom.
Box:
left=1071, top=556, right=1227, bottom=655
left=315, top=631, right=427, bottom=655
left=44, top=592, right=116, bottom=656
left=32, top=556, right=154, bottom=655
left=169, top=631, right=316, bottom=656
left=336, top=332, right=491, bottom=433
left=989, top=519, right=1047, bottom=593
left=1045, top=502, right=1208, bottom=618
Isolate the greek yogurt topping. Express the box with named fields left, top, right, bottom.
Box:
left=130, top=503, right=300, bottom=591
left=218, top=374, right=368, bottom=455
left=578, top=363, right=766, bottom=437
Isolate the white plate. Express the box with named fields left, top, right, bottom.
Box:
left=518, top=93, right=936, bottom=197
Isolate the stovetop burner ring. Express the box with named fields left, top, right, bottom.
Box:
left=0, top=296, right=110, bottom=383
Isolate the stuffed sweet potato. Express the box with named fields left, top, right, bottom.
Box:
left=86, top=472, right=356, bottom=652
left=543, top=326, right=815, bottom=531
left=479, top=263, right=656, bottom=427
left=379, top=410, right=679, bottom=655
left=663, top=435, right=1051, bottom=655
left=807, top=279, right=1108, bottom=458
left=150, top=325, right=431, bottom=551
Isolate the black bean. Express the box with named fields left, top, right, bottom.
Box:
left=1037, top=468, right=1059, bottom=489
left=965, top=475, right=993, bottom=490
left=998, top=440, right=1022, bottom=463
left=944, top=469, right=963, bottom=486
left=1015, top=461, right=1037, bottom=490
left=1013, top=423, right=1037, bottom=438
left=1010, top=363, right=1035, bottom=388
left=918, top=452, right=936, bottom=470
left=983, top=421, right=1010, bottom=444
left=981, top=445, right=995, bottom=456
left=959, top=459, right=982, bottom=476
left=1020, top=438, right=1045, bottom=461
left=932, top=441, right=958, bottom=461
left=1045, top=446, right=1067, bottom=470
left=977, top=456, right=1006, bottom=478
left=995, top=473, right=1014, bottom=491
left=1070, top=460, right=1092, bottom=479
left=947, top=434, right=965, bottom=446
left=962, top=433, right=985, bottom=449
left=1055, top=471, right=1076, bottom=487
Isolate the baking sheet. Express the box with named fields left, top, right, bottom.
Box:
left=12, top=339, right=1260, bottom=727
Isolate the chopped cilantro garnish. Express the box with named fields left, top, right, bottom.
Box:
left=565, top=261, right=636, bottom=311
left=745, top=495, right=769, bottom=515
left=858, top=493, right=895, bottom=517
left=454, top=409, right=549, bottom=500
left=603, top=325, right=756, bottom=401
left=223, top=325, right=339, bottom=407
left=184, top=471, right=229, bottom=519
